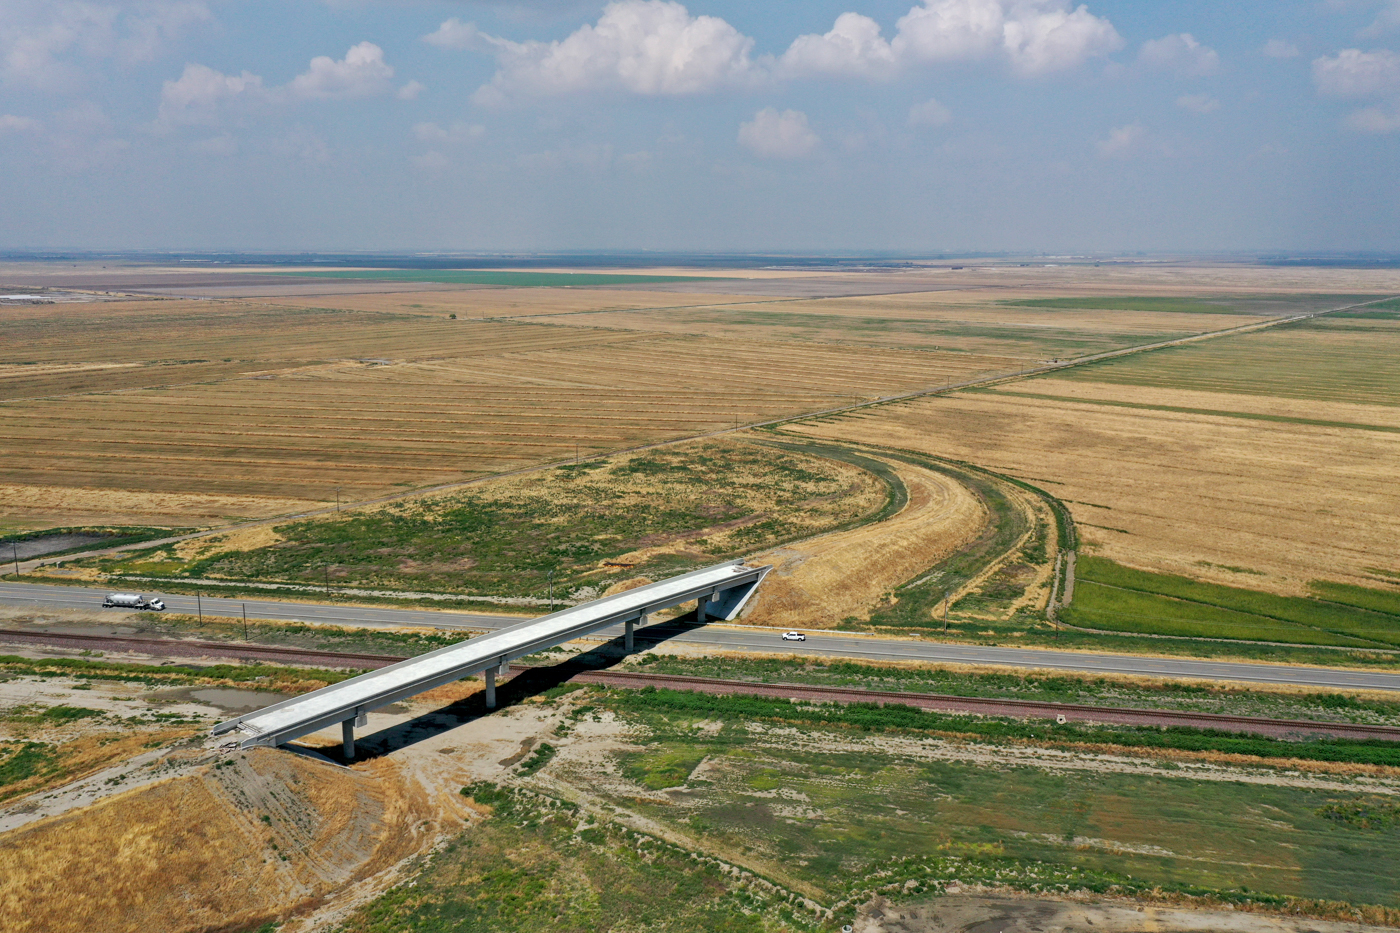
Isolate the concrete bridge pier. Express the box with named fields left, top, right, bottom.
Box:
left=626, top=611, right=647, bottom=652
left=484, top=667, right=496, bottom=709
left=696, top=595, right=709, bottom=623
left=342, top=719, right=355, bottom=760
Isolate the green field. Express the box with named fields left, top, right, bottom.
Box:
left=629, top=654, right=1400, bottom=725
left=277, top=269, right=710, bottom=287
left=1058, top=314, right=1400, bottom=406
left=336, top=686, right=1400, bottom=932
left=1063, top=558, right=1400, bottom=647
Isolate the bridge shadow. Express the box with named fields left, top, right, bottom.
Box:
left=308, top=613, right=707, bottom=764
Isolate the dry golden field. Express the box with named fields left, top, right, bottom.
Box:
left=792, top=354, right=1400, bottom=595
left=3, top=261, right=1398, bottom=539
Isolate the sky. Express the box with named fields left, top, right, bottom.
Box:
left=1, top=0, right=1398, bottom=254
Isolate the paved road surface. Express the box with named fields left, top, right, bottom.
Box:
left=3, top=580, right=1399, bottom=692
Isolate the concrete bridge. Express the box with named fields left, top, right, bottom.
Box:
left=212, top=561, right=771, bottom=757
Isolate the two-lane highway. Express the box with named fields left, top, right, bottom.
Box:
left=3, top=580, right=1400, bottom=692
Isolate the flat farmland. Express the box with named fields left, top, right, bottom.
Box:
left=1, top=316, right=1000, bottom=522
left=791, top=370, right=1400, bottom=595
left=1059, top=312, right=1400, bottom=406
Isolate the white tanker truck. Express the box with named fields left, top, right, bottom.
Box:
left=102, top=593, right=166, bottom=611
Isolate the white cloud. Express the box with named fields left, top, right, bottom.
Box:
left=1313, top=48, right=1400, bottom=96
left=1361, top=1, right=1400, bottom=38
left=1138, top=33, right=1219, bottom=76
left=158, top=63, right=267, bottom=125
left=288, top=42, right=393, bottom=100
left=413, top=121, right=485, bottom=144
left=446, top=0, right=1119, bottom=103
left=738, top=107, right=819, bottom=158
left=785, top=0, right=1120, bottom=80
left=1262, top=38, right=1299, bottom=59
left=190, top=132, right=236, bottom=156
left=397, top=80, right=425, bottom=101
left=423, top=18, right=490, bottom=52
left=457, top=0, right=763, bottom=103
left=998, top=2, right=1122, bottom=75
left=159, top=43, right=406, bottom=126
left=907, top=96, right=952, bottom=126
left=1345, top=104, right=1400, bottom=132
left=412, top=149, right=450, bottom=171
left=0, top=1, right=211, bottom=89
left=1096, top=122, right=1145, bottom=158
left=780, top=12, right=896, bottom=79
left=0, top=113, right=40, bottom=132
left=1176, top=92, right=1219, bottom=113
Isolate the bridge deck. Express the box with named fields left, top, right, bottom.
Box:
left=212, top=561, right=770, bottom=750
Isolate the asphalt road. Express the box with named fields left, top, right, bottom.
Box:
left=4, top=580, right=1400, bottom=692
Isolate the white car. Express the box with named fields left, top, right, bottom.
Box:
left=781, top=631, right=806, bottom=642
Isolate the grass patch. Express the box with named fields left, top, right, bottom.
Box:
left=0, top=741, right=59, bottom=788
left=517, top=742, right=557, bottom=776
left=0, top=654, right=359, bottom=692
left=621, top=748, right=708, bottom=789
left=345, top=783, right=814, bottom=933
left=93, top=440, right=882, bottom=603
left=630, top=654, right=1400, bottom=725
left=1317, top=798, right=1400, bottom=831
left=608, top=686, right=1400, bottom=767
left=1065, top=558, right=1400, bottom=648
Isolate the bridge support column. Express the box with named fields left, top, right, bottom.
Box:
left=342, top=719, right=355, bottom=761
left=696, top=595, right=709, bottom=623
left=484, top=667, right=496, bottom=709
left=626, top=612, right=643, bottom=652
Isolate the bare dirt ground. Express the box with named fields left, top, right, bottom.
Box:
left=742, top=455, right=987, bottom=628
left=854, top=893, right=1397, bottom=933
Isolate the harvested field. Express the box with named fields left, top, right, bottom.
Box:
left=1060, top=315, right=1400, bottom=407
left=791, top=378, right=1400, bottom=595
left=533, top=292, right=1279, bottom=359
left=0, top=483, right=319, bottom=530
left=1, top=330, right=994, bottom=511
left=743, top=454, right=988, bottom=628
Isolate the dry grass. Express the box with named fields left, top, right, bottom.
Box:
left=791, top=377, right=1400, bottom=595
left=0, top=748, right=446, bottom=933
left=742, top=455, right=987, bottom=628
left=0, top=482, right=319, bottom=529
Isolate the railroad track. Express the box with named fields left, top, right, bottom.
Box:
left=3, top=628, right=1398, bottom=742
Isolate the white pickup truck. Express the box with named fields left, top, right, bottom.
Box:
left=102, top=593, right=166, bottom=611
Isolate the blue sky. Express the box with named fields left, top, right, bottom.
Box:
left=1, top=1, right=1397, bottom=253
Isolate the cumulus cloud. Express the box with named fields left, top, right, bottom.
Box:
left=1, top=1, right=211, bottom=89
left=907, top=96, right=952, bottom=126
left=438, top=0, right=1120, bottom=103
left=1314, top=48, right=1400, bottom=133
left=1176, top=92, right=1219, bottom=113
left=780, top=12, right=896, bottom=79
left=783, top=0, right=1121, bottom=79
left=1361, top=1, right=1400, bottom=39
left=460, top=0, right=763, bottom=103
left=159, top=43, right=405, bottom=126
left=397, top=80, right=426, bottom=100
left=158, top=63, right=267, bottom=125
left=1262, top=38, right=1299, bottom=59
left=1138, top=33, right=1219, bottom=76
left=1096, top=122, right=1145, bottom=158
left=1313, top=48, right=1400, bottom=96
left=0, top=113, right=40, bottom=132
left=413, top=121, right=485, bottom=144
left=738, top=107, right=819, bottom=158
left=288, top=42, right=394, bottom=100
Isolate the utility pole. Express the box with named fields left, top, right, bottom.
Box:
left=942, top=594, right=949, bottom=633
left=196, top=591, right=202, bottom=624
left=242, top=603, right=248, bottom=642
left=548, top=569, right=554, bottom=612
left=325, top=565, right=331, bottom=596
left=11, top=542, right=17, bottom=577
left=335, top=487, right=341, bottom=512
